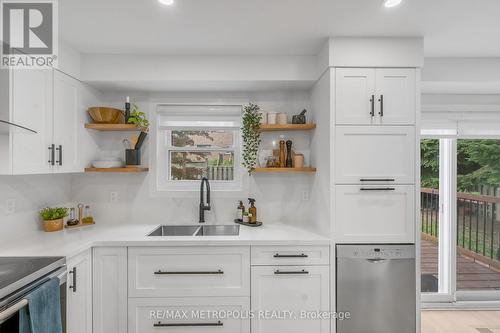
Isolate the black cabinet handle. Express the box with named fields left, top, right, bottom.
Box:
left=360, top=187, right=395, bottom=191
left=154, top=321, right=223, bottom=327
left=360, top=178, right=395, bottom=182
left=274, top=269, right=309, bottom=275
left=56, top=145, right=62, bottom=166
left=378, top=95, right=384, bottom=116
left=154, top=270, right=223, bottom=275
left=69, top=267, right=77, bottom=292
left=273, top=253, right=308, bottom=258
left=48, top=144, right=55, bottom=165
left=370, top=95, right=375, bottom=117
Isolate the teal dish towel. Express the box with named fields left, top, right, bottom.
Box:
left=19, top=278, right=62, bottom=333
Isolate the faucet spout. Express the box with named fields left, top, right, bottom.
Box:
left=199, top=177, right=211, bottom=223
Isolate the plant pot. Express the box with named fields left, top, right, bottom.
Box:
left=42, top=218, right=64, bottom=232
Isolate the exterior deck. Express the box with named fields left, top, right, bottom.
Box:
left=421, top=238, right=500, bottom=291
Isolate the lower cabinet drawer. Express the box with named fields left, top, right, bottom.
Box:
left=128, top=247, right=250, bottom=297
left=251, top=266, right=330, bottom=333
left=128, top=297, right=250, bottom=333
left=251, top=246, right=329, bottom=266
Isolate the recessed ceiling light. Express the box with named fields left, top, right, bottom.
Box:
left=384, top=0, right=402, bottom=8
left=158, top=0, right=174, bottom=5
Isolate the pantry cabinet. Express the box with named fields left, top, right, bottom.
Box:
left=334, top=126, right=415, bottom=184
left=66, top=249, right=92, bottom=333
left=335, top=185, right=415, bottom=243
left=335, top=68, right=416, bottom=125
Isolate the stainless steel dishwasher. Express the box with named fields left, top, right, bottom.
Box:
left=336, top=244, right=416, bottom=333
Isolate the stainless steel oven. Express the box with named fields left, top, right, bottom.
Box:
left=0, top=258, right=66, bottom=333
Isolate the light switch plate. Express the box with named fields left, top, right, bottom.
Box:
left=110, top=192, right=118, bottom=203
left=5, top=199, right=16, bottom=215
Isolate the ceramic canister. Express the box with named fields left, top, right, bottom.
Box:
left=277, top=113, right=288, bottom=125
left=267, top=112, right=277, bottom=124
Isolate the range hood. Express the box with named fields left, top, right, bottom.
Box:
left=0, top=120, right=37, bottom=134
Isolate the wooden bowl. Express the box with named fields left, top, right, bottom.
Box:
left=42, top=218, right=64, bottom=232
left=88, top=107, right=124, bottom=124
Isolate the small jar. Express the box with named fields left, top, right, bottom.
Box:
left=294, top=154, right=304, bottom=168
left=267, top=112, right=277, bottom=125
left=277, top=113, right=287, bottom=125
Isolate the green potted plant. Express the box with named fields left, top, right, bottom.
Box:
left=127, top=104, right=149, bottom=128
left=39, top=207, right=68, bottom=232
left=242, top=103, right=262, bottom=173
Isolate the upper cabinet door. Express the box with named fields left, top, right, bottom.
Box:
left=375, top=68, right=416, bottom=125
left=11, top=69, right=53, bottom=175
left=335, top=68, right=376, bottom=125
left=53, top=70, right=80, bottom=173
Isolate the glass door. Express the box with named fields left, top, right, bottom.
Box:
left=455, top=139, right=500, bottom=300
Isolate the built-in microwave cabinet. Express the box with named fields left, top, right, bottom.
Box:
left=334, top=184, right=415, bottom=243
left=334, top=126, right=415, bottom=185
left=335, top=68, right=416, bottom=125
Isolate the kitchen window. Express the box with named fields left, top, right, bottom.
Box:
left=156, top=104, right=242, bottom=191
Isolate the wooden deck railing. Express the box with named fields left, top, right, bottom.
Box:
left=421, top=188, right=500, bottom=262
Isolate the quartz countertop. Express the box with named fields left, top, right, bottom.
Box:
left=0, top=223, right=331, bottom=259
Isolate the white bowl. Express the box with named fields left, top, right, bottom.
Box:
left=92, top=160, right=124, bottom=168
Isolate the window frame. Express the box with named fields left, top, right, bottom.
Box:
left=156, top=104, right=243, bottom=192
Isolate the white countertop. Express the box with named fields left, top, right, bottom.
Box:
left=0, top=223, right=331, bottom=258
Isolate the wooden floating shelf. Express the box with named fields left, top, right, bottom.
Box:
left=259, top=124, right=316, bottom=132
left=84, top=167, right=149, bottom=173
left=85, top=123, right=147, bottom=131
left=252, top=167, right=317, bottom=173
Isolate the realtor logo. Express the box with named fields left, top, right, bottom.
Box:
left=1, top=0, right=58, bottom=68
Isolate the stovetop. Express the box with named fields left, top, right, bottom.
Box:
left=0, top=257, right=65, bottom=300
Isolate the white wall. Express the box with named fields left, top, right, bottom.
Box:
left=0, top=174, right=73, bottom=246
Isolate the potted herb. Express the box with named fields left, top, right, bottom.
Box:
left=39, top=207, right=68, bottom=232
left=127, top=104, right=149, bottom=128
left=242, top=103, right=262, bottom=173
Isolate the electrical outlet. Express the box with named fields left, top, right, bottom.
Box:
left=110, top=192, right=118, bottom=203
left=5, top=199, right=16, bottom=215
left=302, top=191, right=310, bottom=201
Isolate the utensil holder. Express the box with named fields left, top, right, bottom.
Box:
left=126, top=149, right=141, bottom=165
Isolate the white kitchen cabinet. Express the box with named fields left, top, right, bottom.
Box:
left=335, top=185, right=415, bottom=243
left=0, top=68, right=97, bottom=175
left=251, top=266, right=330, bottom=333
left=128, top=297, right=250, bottom=333
left=53, top=70, right=80, bottom=173
left=66, top=249, right=92, bottom=333
left=375, top=68, right=416, bottom=125
left=10, top=69, right=53, bottom=175
left=334, top=126, right=415, bottom=184
left=93, top=247, right=128, bottom=333
left=128, top=246, right=250, bottom=298
left=335, top=68, right=415, bottom=125
left=335, top=68, right=375, bottom=125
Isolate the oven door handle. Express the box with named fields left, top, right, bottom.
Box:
left=0, top=299, right=28, bottom=324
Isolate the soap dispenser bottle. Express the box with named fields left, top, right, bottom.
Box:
left=248, top=198, right=257, bottom=224
left=236, top=200, right=245, bottom=221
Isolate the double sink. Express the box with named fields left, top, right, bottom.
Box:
left=148, top=225, right=240, bottom=237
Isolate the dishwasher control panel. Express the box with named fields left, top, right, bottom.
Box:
left=337, top=244, right=415, bottom=259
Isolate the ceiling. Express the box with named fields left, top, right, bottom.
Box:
left=60, top=0, right=500, bottom=57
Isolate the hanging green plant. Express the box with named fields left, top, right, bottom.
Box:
left=241, top=103, right=262, bottom=173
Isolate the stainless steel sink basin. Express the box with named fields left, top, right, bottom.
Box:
left=195, top=225, right=240, bottom=236
left=147, top=225, right=240, bottom=237
left=147, top=225, right=200, bottom=236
